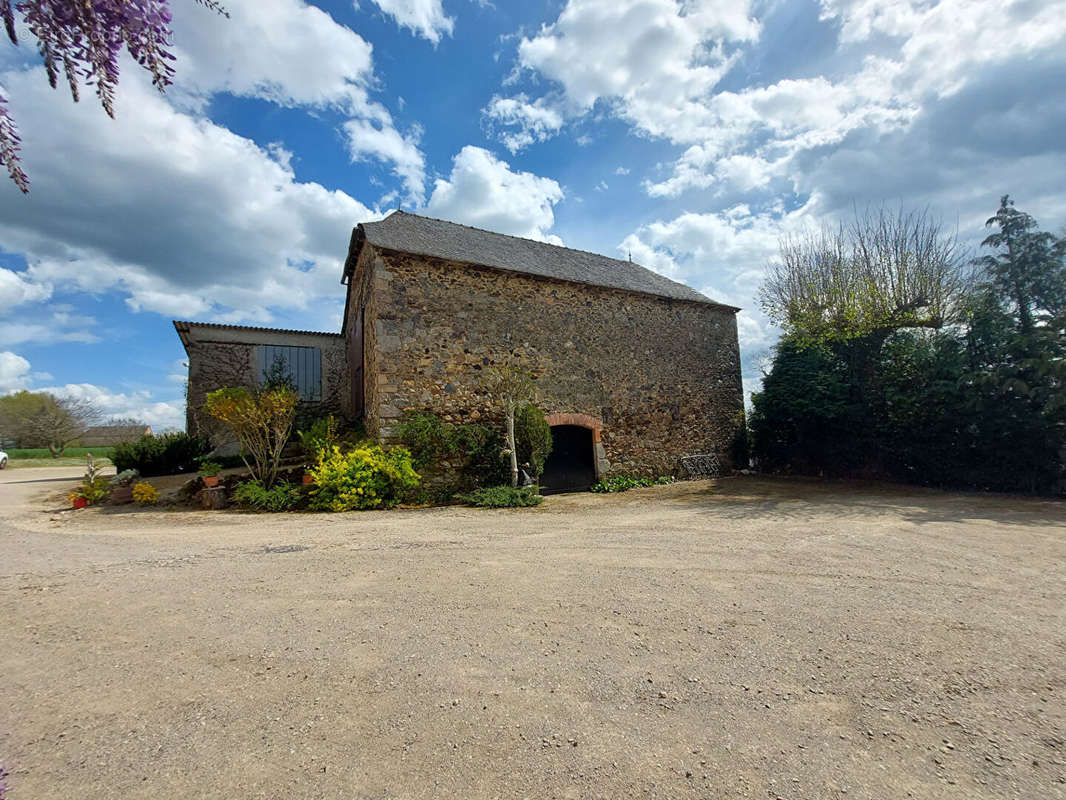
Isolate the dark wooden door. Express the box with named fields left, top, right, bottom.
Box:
left=540, top=425, right=596, bottom=493
left=350, top=306, right=364, bottom=418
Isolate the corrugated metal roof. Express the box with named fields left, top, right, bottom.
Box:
left=352, top=211, right=735, bottom=309
left=173, top=320, right=342, bottom=351
left=173, top=320, right=340, bottom=336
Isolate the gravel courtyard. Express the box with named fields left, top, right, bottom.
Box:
left=1, top=468, right=1064, bottom=799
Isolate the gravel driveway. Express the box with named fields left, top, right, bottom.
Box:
left=1, top=468, right=1064, bottom=799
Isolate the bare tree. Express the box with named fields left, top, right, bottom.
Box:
left=483, top=366, right=536, bottom=487
left=103, top=416, right=146, bottom=427
left=760, top=205, right=968, bottom=347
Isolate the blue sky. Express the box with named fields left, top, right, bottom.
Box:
left=1, top=0, right=1064, bottom=428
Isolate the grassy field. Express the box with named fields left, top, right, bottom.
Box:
left=4, top=447, right=114, bottom=469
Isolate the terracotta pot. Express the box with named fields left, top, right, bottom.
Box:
left=302, top=473, right=314, bottom=485
left=202, top=475, right=220, bottom=488
left=72, top=496, right=88, bottom=509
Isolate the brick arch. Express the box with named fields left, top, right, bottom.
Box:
left=544, top=412, right=603, bottom=444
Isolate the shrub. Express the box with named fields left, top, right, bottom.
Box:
left=458, top=485, right=543, bottom=508
left=132, top=482, right=159, bottom=505
left=205, top=386, right=298, bottom=487
left=297, top=415, right=340, bottom=460
left=233, top=480, right=303, bottom=512
left=308, top=445, right=420, bottom=511
left=112, top=432, right=211, bottom=477
left=110, top=468, right=140, bottom=487
left=398, top=411, right=458, bottom=471
left=71, top=476, right=110, bottom=505
left=397, top=411, right=509, bottom=490
left=454, top=422, right=509, bottom=488
left=591, top=475, right=673, bottom=493
left=514, top=404, right=552, bottom=480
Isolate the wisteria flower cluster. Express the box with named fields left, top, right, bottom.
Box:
left=1, top=0, right=226, bottom=193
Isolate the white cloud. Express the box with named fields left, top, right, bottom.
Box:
left=0, top=351, right=31, bottom=393
left=343, top=119, right=426, bottom=202
left=170, top=0, right=423, bottom=210
left=0, top=66, right=378, bottom=326
left=425, top=146, right=564, bottom=242
left=171, top=0, right=375, bottom=110
left=615, top=166, right=630, bottom=176
left=0, top=306, right=100, bottom=346
left=487, top=0, right=758, bottom=151
left=518, top=0, right=758, bottom=114
left=483, top=94, right=565, bottom=153
left=502, top=0, right=1066, bottom=200
left=42, top=383, right=185, bottom=431
left=626, top=203, right=813, bottom=305
left=365, top=0, right=455, bottom=44
left=0, top=267, right=51, bottom=307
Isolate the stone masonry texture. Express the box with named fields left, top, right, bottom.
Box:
left=361, top=248, right=743, bottom=476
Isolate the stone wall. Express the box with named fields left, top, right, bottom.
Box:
left=344, top=241, right=381, bottom=438
left=184, top=327, right=348, bottom=440
left=367, top=248, right=744, bottom=475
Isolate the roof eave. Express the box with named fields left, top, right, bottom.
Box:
left=342, top=225, right=366, bottom=284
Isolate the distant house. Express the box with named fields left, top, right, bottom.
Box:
left=176, top=211, right=743, bottom=491
left=80, top=424, right=152, bottom=447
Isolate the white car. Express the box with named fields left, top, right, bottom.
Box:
left=0, top=449, right=7, bottom=468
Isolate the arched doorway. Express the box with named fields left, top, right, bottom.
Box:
left=541, top=425, right=596, bottom=493
left=540, top=413, right=605, bottom=494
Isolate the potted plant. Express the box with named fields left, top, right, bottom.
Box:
left=198, top=460, right=223, bottom=488
left=71, top=455, right=110, bottom=508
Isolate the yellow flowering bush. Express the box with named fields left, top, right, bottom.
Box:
left=131, top=481, right=159, bottom=505
left=308, top=445, right=419, bottom=511
left=205, top=386, right=298, bottom=488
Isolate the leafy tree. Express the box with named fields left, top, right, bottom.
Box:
left=482, top=366, right=536, bottom=487
left=975, top=195, right=1066, bottom=336
left=756, top=204, right=969, bottom=477
left=751, top=196, right=1066, bottom=495
left=962, top=196, right=1066, bottom=491
left=0, top=390, right=99, bottom=455
left=205, top=385, right=297, bottom=488
left=1, top=0, right=227, bottom=192
left=761, top=205, right=967, bottom=346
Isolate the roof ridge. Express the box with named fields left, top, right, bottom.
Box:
left=386, top=210, right=659, bottom=276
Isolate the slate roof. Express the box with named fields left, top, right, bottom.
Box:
left=348, top=211, right=735, bottom=309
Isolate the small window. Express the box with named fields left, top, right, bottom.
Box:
left=257, top=345, right=322, bottom=402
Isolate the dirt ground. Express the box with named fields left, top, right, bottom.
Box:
left=1, top=467, right=1064, bottom=799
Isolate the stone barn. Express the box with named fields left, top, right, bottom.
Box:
left=177, top=211, right=743, bottom=490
